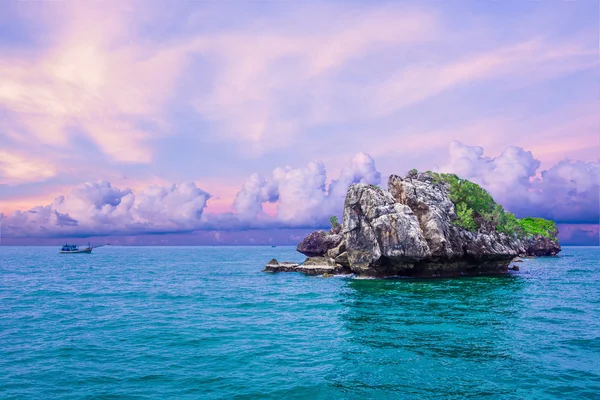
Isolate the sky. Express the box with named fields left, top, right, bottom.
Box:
left=0, top=0, right=598, bottom=246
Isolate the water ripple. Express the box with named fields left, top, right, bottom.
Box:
left=1, top=246, right=599, bottom=399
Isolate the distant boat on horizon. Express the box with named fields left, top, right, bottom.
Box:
left=59, top=242, right=93, bottom=254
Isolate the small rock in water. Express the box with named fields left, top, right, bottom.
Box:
left=263, top=260, right=299, bottom=273
left=262, top=256, right=351, bottom=276
left=296, top=231, right=343, bottom=257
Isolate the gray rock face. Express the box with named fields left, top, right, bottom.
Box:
left=339, top=181, right=514, bottom=276
left=386, top=172, right=530, bottom=262
left=296, top=230, right=343, bottom=257
left=313, top=172, right=558, bottom=277
left=330, top=223, right=342, bottom=235
left=523, top=235, right=561, bottom=256
left=388, top=171, right=561, bottom=260
left=342, top=183, right=430, bottom=275
left=269, top=170, right=560, bottom=278
left=388, top=173, right=458, bottom=258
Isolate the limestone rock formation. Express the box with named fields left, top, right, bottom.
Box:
left=267, top=170, right=561, bottom=278
left=342, top=183, right=430, bottom=275
left=296, top=230, right=343, bottom=257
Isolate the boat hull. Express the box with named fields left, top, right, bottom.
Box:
left=59, top=248, right=92, bottom=254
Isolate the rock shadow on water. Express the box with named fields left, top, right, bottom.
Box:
left=325, top=274, right=530, bottom=396
left=340, top=274, right=526, bottom=356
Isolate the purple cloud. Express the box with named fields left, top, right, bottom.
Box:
left=1, top=145, right=597, bottom=240
left=233, top=152, right=380, bottom=226
left=3, top=182, right=210, bottom=237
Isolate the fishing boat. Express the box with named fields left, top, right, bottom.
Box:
left=59, top=243, right=93, bottom=254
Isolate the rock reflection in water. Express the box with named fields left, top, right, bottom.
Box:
left=331, top=276, right=525, bottom=397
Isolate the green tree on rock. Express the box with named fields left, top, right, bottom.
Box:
left=329, top=216, right=339, bottom=228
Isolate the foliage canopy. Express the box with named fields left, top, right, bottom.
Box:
left=517, top=217, right=558, bottom=238
left=425, top=171, right=556, bottom=238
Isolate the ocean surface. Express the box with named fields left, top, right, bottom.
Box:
left=1, top=246, right=599, bottom=399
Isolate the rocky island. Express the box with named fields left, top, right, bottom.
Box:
left=265, top=170, right=561, bottom=278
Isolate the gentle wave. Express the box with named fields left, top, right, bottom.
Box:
left=1, top=246, right=599, bottom=399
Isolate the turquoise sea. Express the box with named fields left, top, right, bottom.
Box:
left=1, top=246, right=599, bottom=399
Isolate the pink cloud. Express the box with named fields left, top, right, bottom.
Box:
left=0, top=2, right=190, bottom=166
left=1, top=1, right=596, bottom=190
left=365, top=104, right=599, bottom=172
left=0, top=151, right=56, bottom=184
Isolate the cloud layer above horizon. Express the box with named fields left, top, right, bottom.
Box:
left=2, top=143, right=598, bottom=242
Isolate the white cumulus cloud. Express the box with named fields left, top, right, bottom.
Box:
left=233, top=152, right=381, bottom=226
left=2, top=181, right=210, bottom=237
